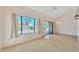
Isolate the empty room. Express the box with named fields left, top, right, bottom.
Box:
left=0, top=6, right=78, bottom=52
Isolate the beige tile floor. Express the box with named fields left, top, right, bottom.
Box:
left=0, top=34, right=79, bottom=52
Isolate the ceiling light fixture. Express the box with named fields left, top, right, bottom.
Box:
left=53, top=6, right=57, bottom=10
left=75, top=7, right=79, bottom=20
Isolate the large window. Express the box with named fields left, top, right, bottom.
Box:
left=16, top=16, right=38, bottom=35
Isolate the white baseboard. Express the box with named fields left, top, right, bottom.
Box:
left=56, top=33, right=78, bottom=37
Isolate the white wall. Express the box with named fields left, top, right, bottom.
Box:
left=1, top=7, right=54, bottom=48
left=55, top=10, right=78, bottom=36
left=77, top=20, right=79, bottom=42
left=0, top=7, right=2, bottom=48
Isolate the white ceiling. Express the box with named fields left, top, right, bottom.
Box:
left=27, top=6, right=77, bottom=19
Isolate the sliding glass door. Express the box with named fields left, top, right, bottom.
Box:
left=44, top=21, right=53, bottom=35
left=44, top=21, right=49, bottom=35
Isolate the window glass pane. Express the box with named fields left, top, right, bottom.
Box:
left=16, top=15, right=38, bottom=35
left=16, top=16, right=21, bottom=35
left=22, top=17, right=35, bottom=33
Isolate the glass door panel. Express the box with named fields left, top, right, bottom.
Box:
left=49, top=22, right=53, bottom=34
left=44, top=21, right=53, bottom=35
left=44, top=21, right=49, bottom=35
